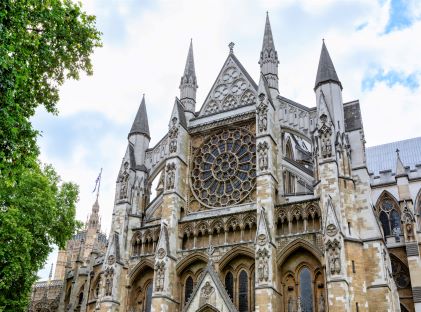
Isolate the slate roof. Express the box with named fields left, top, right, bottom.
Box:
left=366, top=137, right=421, bottom=174
left=314, top=41, right=342, bottom=90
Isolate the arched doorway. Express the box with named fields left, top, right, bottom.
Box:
left=279, top=245, right=325, bottom=312
left=128, top=261, right=154, bottom=312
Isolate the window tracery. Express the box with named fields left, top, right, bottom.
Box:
left=390, top=255, right=411, bottom=289
left=191, top=128, right=256, bottom=208
left=377, top=195, right=401, bottom=239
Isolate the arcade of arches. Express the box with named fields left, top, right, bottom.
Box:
left=126, top=245, right=324, bottom=312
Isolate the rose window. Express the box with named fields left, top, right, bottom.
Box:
left=191, top=128, right=256, bottom=208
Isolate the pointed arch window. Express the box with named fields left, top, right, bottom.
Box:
left=286, top=138, right=294, bottom=160
left=299, top=267, right=313, bottom=312
left=184, top=276, right=194, bottom=304
left=377, top=196, right=401, bottom=239
left=144, top=282, right=152, bottom=312
left=225, top=272, right=234, bottom=300
left=238, top=270, right=248, bottom=312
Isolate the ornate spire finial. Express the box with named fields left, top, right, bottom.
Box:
left=396, top=148, right=400, bottom=157
left=229, top=42, right=235, bottom=54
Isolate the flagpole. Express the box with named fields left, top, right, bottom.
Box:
left=96, top=168, right=103, bottom=200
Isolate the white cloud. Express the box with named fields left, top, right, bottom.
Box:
left=37, top=0, right=421, bottom=278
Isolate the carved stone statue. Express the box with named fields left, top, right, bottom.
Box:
left=257, top=102, right=268, bottom=132
left=327, top=239, right=341, bottom=275
left=168, top=121, right=179, bottom=153
left=165, top=163, right=176, bottom=190
left=155, top=262, right=165, bottom=292
left=297, top=296, right=302, bottom=312
left=200, top=281, right=214, bottom=304
left=118, top=162, right=129, bottom=200
left=318, top=294, right=325, bottom=312
left=288, top=297, right=294, bottom=312
left=104, top=267, right=114, bottom=296
left=257, top=141, right=269, bottom=171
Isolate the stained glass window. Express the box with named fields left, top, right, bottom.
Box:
left=238, top=270, right=248, bottom=312
left=191, top=128, right=256, bottom=208
left=300, top=267, right=313, bottom=312
left=185, top=276, right=193, bottom=304
left=144, top=283, right=152, bottom=312
left=225, top=272, right=234, bottom=300
left=379, top=211, right=390, bottom=236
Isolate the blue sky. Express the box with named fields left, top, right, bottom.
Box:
left=34, top=0, right=421, bottom=279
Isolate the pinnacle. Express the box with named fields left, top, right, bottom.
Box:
left=262, top=12, right=275, bottom=51
left=129, top=94, right=150, bottom=139
left=314, top=40, right=342, bottom=90
left=183, top=40, right=196, bottom=78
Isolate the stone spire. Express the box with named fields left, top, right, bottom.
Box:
left=180, top=40, right=198, bottom=114
left=88, top=197, right=100, bottom=230
left=314, top=40, right=342, bottom=90
left=259, top=12, right=279, bottom=90
left=129, top=94, right=150, bottom=139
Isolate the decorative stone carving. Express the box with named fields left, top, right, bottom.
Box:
left=118, top=162, right=129, bottom=200
left=401, top=202, right=415, bottom=242
left=391, top=256, right=411, bottom=288
left=200, top=281, right=214, bottom=303
left=257, top=248, right=269, bottom=283
left=288, top=297, right=294, bottom=312
left=157, top=248, right=166, bottom=259
left=257, top=233, right=267, bottom=246
left=155, top=261, right=165, bottom=292
left=257, top=141, right=269, bottom=171
left=165, top=163, right=176, bottom=190
left=297, top=296, right=302, bottom=312
left=257, top=98, right=268, bottom=133
left=104, top=267, right=114, bottom=296
left=326, top=239, right=341, bottom=275
left=318, top=294, right=325, bottom=312
left=326, top=224, right=338, bottom=237
left=168, top=118, right=179, bottom=153
left=190, top=128, right=256, bottom=208
left=318, top=114, right=332, bottom=158
left=107, top=255, right=115, bottom=265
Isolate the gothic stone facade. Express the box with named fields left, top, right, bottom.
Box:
left=30, top=14, right=421, bottom=312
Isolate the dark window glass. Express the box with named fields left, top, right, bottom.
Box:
left=225, top=272, right=234, bottom=301
left=238, top=270, right=248, bottom=312
left=299, top=267, right=313, bottom=312
left=144, top=283, right=152, bottom=312
left=185, top=276, right=193, bottom=304
left=379, top=211, right=390, bottom=236
left=390, top=209, right=401, bottom=233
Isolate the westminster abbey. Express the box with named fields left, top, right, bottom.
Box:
left=29, top=14, right=421, bottom=312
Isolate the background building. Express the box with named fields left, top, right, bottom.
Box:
left=30, top=14, right=421, bottom=312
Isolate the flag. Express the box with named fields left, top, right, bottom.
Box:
left=92, top=168, right=102, bottom=193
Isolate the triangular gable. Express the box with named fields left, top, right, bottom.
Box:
left=255, top=208, right=272, bottom=244
left=198, top=53, right=258, bottom=117
left=257, top=73, right=273, bottom=106
left=155, top=222, right=171, bottom=258
left=169, top=97, right=187, bottom=130
left=183, top=263, right=238, bottom=312
left=323, top=196, right=342, bottom=237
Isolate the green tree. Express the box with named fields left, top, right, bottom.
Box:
left=0, top=0, right=101, bottom=183
left=0, top=0, right=101, bottom=310
left=0, top=165, right=80, bottom=311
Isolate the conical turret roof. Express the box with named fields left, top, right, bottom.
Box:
left=314, top=41, right=342, bottom=90
left=129, top=94, right=150, bottom=139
